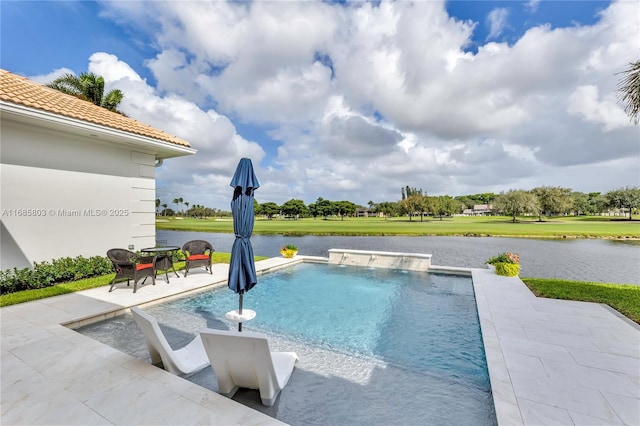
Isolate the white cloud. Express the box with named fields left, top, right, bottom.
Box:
left=568, top=85, right=630, bottom=131
left=525, top=0, right=541, bottom=13
left=29, top=68, right=75, bottom=84
left=82, top=0, right=640, bottom=208
left=486, top=8, right=509, bottom=40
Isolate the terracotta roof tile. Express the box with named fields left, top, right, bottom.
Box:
left=0, top=69, right=191, bottom=148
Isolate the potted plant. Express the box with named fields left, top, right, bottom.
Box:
left=280, top=244, right=298, bottom=258
left=486, top=252, right=520, bottom=277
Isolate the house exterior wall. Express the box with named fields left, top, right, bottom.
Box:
left=1, top=119, right=157, bottom=269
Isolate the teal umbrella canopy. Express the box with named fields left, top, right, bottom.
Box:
left=227, top=158, right=260, bottom=330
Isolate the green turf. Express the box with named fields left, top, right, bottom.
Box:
left=521, top=277, right=640, bottom=324
left=156, top=215, right=640, bottom=238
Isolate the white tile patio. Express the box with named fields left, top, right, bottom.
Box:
left=1, top=257, right=638, bottom=425
left=472, top=268, right=640, bottom=426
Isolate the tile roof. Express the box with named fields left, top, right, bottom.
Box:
left=0, top=69, right=191, bottom=148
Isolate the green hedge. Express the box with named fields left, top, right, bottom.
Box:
left=0, top=255, right=113, bottom=294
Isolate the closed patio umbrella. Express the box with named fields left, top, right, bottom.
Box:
left=227, top=158, right=260, bottom=331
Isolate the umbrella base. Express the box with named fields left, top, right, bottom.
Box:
left=225, top=309, right=256, bottom=323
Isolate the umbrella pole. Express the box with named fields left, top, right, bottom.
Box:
left=238, top=291, right=243, bottom=332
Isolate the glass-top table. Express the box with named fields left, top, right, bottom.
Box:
left=141, top=246, right=181, bottom=283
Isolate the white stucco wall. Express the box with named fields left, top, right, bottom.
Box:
left=1, top=119, right=158, bottom=269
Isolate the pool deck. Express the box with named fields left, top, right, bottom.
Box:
left=1, top=256, right=639, bottom=425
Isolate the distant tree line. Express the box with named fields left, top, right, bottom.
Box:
left=255, top=197, right=359, bottom=221
left=250, top=186, right=640, bottom=222
left=155, top=198, right=229, bottom=218
left=157, top=186, right=639, bottom=221
left=493, top=186, right=640, bottom=222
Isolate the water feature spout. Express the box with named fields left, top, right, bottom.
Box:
left=338, top=252, right=349, bottom=266
left=400, top=255, right=409, bottom=273
left=367, top=254, right=377, bottom=269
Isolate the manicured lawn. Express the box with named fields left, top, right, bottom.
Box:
left=156, top=215, right=640, bottom=238
left=521, top=277, right=640, bottom=324
left=0, top=253, right=267, bottom=307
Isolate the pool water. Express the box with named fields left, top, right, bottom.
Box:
left=77, top=263, right=497, bottom=425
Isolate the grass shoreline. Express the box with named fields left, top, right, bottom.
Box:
left=522, top=278, right=640, bottom=324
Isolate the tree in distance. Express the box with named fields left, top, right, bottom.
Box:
left=605, top=187, right=640, bottom=220
left=494, top=190, right=540, bottom=222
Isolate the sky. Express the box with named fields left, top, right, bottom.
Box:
left=2, top=0, right=639, bottom=210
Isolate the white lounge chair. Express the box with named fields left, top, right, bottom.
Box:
left=130, top=306, right=210, bottom=376
left=199, top=328, right=299, bottom=406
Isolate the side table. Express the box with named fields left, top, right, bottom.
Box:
left=141, top=246, right=181, bottom=283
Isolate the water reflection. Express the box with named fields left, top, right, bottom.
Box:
left=158, top=231, right=640, bottom=285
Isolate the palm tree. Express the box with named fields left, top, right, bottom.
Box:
left=161, top=203, right=168, bottom=216
left=47, top=72, right=125, bottom=114
left=155, top=199, right=161, bottom=216
left=173, top=198, right=179, bottom=215
left=617, top=60, right=640, bottom=124
left=367, top=200, right=376, bottom=215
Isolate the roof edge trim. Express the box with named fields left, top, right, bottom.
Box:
left=0, top=101, right=197, bottom=156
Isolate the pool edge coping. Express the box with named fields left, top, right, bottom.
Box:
left=7, top=253, right=636, bottom=425
left=63, top=255, right=513, bottom=425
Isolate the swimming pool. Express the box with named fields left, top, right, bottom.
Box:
left=77, top=263, right=497, bottom=425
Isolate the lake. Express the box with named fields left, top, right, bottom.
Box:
left=157, top=230, right=640, bottom=285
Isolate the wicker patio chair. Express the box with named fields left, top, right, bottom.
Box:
left=182, top=240, right=214, bottom=277
left=107, top=248, right=156, bottom=293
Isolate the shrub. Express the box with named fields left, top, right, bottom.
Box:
left=494, top=262, right=520, bottom=277
left=0, top=267, right=32, bottom=294
left=280, top=244, right=299, bottom=258
left=172, top=250, right=186, bottom=262
left=486, top=252, right=519, bottom=265
left=0, top=255, right=113, bottom=295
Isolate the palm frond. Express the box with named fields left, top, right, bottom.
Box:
left=46, top=71, right=125, bottom=114
left=617, top=60, right=640, bottom=124
left=46, top=73, right=88, bottom=100
left=102, top=89, right=124, bottom=112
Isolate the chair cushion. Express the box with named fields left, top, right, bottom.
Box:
left=188, top=254, right=210, bottom=261
left=136, top=263, right=154, bottom=271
